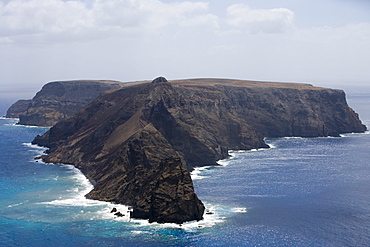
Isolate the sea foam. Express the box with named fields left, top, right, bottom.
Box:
left=124, top=202, right=242, bottom=231
left=26, top=141, right=244, bottom=231
left=42, top=164, right=97, bottom=207
left=191, top=166, right=213, bottom=180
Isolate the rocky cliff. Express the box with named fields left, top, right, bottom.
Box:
left=6, top=80, right=123, bottom=126
left=5, top=99, right=32, bottom=118
left=32, top=77, right=366, bottom=224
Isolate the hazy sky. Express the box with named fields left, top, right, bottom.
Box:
left=1, top=0, right=370, bottom=110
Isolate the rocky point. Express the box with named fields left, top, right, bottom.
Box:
left=31, top=77, right=366, bottom=223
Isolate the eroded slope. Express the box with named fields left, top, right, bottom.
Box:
left=32, top=78, right=366, bottom=223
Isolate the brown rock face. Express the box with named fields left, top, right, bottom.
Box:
left=6, top=80, right=122, bottom=126
left=5, top=99, right=31, bottom=118
left=32, top=78, right=366, bottom=223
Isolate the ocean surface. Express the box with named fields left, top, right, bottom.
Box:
left=0, top=90, right=369, bottom=246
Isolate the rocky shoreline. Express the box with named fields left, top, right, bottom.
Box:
left=6, top=80, right=123, bottom=126
left=21, top=77, right=366, bottom=224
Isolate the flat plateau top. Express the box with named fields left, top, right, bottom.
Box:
left=170, top=78, right=325, bottom=90
left=121, top=78, right=326, bottom=90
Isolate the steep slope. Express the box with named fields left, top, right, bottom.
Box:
left=6, top=80, right=123, bottom=126
left=5, top=99, right=31, bottom=118
left=34, top=80, right=205, bottom=223
left=32, top=77, right=366, bottom=223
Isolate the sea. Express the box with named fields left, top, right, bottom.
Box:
left=0, top=89, right=369, bottom=246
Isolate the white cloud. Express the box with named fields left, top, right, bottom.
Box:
left=226, top=4, right=295, bottom=34
left=136, top=0, right=216, bottom=28
left=0, top=0, right=92, bottom=35
left=0, top=0, right=369, bottom=92
left=0, top=0, right=218, bottom=43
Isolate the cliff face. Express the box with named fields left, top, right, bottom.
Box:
left=32, top=78, right=366, bottom=223
left=5, top=99, right=32, bottom=118
left=7, top=80, right=122, bottom=126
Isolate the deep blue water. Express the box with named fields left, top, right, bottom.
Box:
left=0, top=92, right=369, bottom=246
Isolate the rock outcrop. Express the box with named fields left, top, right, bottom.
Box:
left=5, top=99, right=32, bottom=118
left=32, top=77, right=366, bottom=224
left=6, top=80, right=122, bottom=126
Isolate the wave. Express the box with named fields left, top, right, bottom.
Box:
left=35, top=163, right=135, bottom=223
left=340, top=130, right=370, bottom=137
left=191, top=166, right=213, bottom=180
left=0, top=118, right=49, bottom=128
left=16, top=124, right=50, bottom=129
left=32, top=157, right=211, bottom=229
left=340, top=133, right=355, bottom=137
left=40, top=164, right=99, bottom=207
left=22, top=142, right=47, bottom=157
left=231, top=207, right=247, bottom=213
left=217, top=150, right=242, bottom=166
left=23, top=142, right=46, bottom=150
left=282, top=136, right=304, bottom=139
left=1, top=117, right=18, bottom=126
left=217, top=158, right=233, bottom=166
left=24, top=143, right=119, bottom=216
left=0, top=117, right=18, bottom=120
left=191, top=151, right=244, bottom=179
left=7, top=201, right=28, bottom=208
left=227, top=147, right=273, bottom=160
left=122, top=203, right=246, bottom=231
left=38, top=163, right=245, bottom=231
left=25, top=139, right=246, bottom=231
left=266, top=143, right=277, bottom=149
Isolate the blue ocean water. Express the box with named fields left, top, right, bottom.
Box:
left=0, top=91, right=369, bottom=246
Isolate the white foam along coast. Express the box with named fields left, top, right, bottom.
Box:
left=15, top=128, right=251, bottom=233
left=0, top=117, right=18, bottom=120
left=191, top=151, right=240, bottom=180
left=24, top=142, right=230, bottom=229
left=23, top=142, right=47, bottom=151
left=42, top=164, right=235, bottom=230
left=24, top=131, right=253, bottom=230
left=1, top=117, right=18, bottom=126
left=4, top=118, right=49, bottom=128
left=22, top=143, right=49, bottom=165
left=42, top=164, right=96, bottom=207
left=231, top=207, right=247, bottom=213
left=37, top=162, right=136, bottom=222
left=25, top=139, right=261, bottom=228
left=191, top=166, right=213, bottom=180
left=23, top=142, right=129, bottom=219
left=39, top=161, right=242, bottom=230
left=125, top=202, right=246, bottom=231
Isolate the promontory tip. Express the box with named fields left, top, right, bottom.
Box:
left=152, top=77, right=168, bottom=83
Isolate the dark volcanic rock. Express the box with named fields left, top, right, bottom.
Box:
left=114, top=212, right=125, bottom=217
left=152, top=76, right=168, bottom=84
left=32, top=78, right=366, bottom=223
left=5, top=99, right=32, bottom=118
left=6, top=80, right=122, bottom=126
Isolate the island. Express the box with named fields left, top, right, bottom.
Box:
left=6, top=80, right=123, bottom=126
left=31, top=77, right=366, bottom=224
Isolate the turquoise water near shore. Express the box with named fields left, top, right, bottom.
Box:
left=0, top=91, right=369, bottom=246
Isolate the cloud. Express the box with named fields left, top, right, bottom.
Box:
left=226, top=4, right=295, bottom=34
left=0, top=0, right=95, bottom=44
left=1, top=0, right=369, bottom=89
left=0, top=0, right=218, bottom=43
left=0, top=0, right=91, bottom=34
left=92, top=0, right=215, bottom=29
left=0, top=1, right=299, bottom=44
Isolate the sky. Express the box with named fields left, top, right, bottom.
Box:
left=1, top=0, right=370, bottom=113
